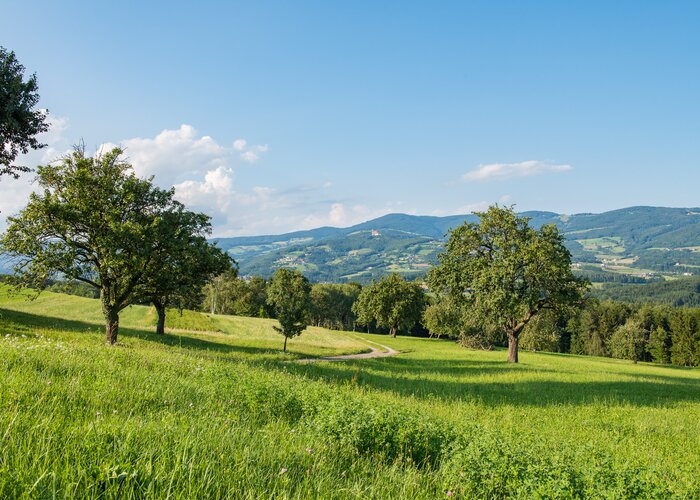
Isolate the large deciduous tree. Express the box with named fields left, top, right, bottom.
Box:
left=0, top=146, right=176, bottom=344
left=428, top=205, right=588, bottom=363
left=0, top=47, right=49, bottom=178
left=142, top=205, right=235, bottom=335
left=266, top=268, right=311, bottom=352
left=352, top=273, right=425, bottom=337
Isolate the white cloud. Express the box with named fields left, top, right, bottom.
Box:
left=461, top=160, right=572, bottom=182
left=299, top=203, right=396, bottom=230
left=173, top=166, right=235, bottom=212
left=99, top=124, right=231, bottom=187
left=457, top=201, right=491, bottom=213
left=239, top=144, right=269, bottom=163
left=240, top=151, right=259, bottom=163
left=0, top=112, right=70, bottom=225
left=1, top=120, right=409, bottom=237
left=499, top=194, right=512, bottom=204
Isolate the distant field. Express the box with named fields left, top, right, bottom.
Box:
left=577, top=236, right=626, bottom=255
left=1, top=288, right=699, bottom=497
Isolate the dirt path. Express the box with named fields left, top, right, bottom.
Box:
left=295, top=337, right=399, bottom=363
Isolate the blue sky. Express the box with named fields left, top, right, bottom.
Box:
left=2, top=1, right=699, bottom=235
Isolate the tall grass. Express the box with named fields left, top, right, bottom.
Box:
left=1, top=287, right=699, bottom=497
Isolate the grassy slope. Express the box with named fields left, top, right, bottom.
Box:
left=1, top=288, right=699, bottom=498
left=0, top=286, right=370, bottom=359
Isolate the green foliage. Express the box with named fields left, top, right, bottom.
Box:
left=568, top=300, right=631, bottom=356
left=267, top=268, right=312, bottom=351
left=648, top=326, right=672, bottom=364
left=429, top=205, right=588, bottom=362
left=0, top=146, right=176, bottom=343
left=422, top=297, right=464, bottom=339
left=520, top=310, right=564, bottom=352
left=670, top=309, right=700, bottom=366
left=140, top=204, right=234, bottom=334
left=202, top=274, right=273, bottom=318
left=0, top=46, right=49, bottom=178
left=45, top=279, right=100, bottom=298
left=352, top=273, right=426, bottom=337
left=592, top=276, right=700, bottom=307
left=308, top=282, right=361, bottom=330
left=609, top=319, right=648, bottom=362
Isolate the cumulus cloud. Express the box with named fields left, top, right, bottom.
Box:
left=1, top=120, right=401, bottom=237
left=173, top=166, right=235, bottom=212
left=98, top=125, right=232, bottom=187
left=461, top=160, right=572, bottom=182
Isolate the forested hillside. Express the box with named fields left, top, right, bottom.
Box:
left=214, top=206, right=700, bottom=284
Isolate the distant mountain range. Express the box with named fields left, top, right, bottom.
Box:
left=213, top=206, right=700, bottom=283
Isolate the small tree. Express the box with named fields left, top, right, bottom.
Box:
left=422, top=297, right=463, bottom=339
left=142, top=205, right=235, bottom=334
left=266, top=268, right=311, bottom=352
left=609, top=319, right=648, bottom=363
left=0, top=47, right=49, bottom=178
left=352, top=273, right=425, bottom=337
left=428, top=206, right=588, bottom=363
left=520, top=310, right=564, bottom=353
left=0, top=146, right=175, bottom=344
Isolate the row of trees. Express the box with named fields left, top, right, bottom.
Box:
left=0, top=146, right=234, bottom=343
left=567, top=301, right=700, bottom=366
left=193, top=206, right=587, bottom=363
left=1, top=45, right=698, bottom=366
left=0, top=47, right=236, bottom=342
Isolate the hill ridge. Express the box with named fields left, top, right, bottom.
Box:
left=211, top=206, right=700, bottom=283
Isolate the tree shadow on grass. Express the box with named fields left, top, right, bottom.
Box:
left=278, top=354, right=700, bottom=408
left=0, top=307, right=281, bottom=357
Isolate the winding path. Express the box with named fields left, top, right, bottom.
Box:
left=295, top=337, right=399, bottom=363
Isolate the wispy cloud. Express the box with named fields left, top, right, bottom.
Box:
left=239, top=144, right=269, bottom=163
left=461, top=160, right=572, bottom=182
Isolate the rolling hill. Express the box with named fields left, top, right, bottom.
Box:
left=213, top=206, right=700, bottom=283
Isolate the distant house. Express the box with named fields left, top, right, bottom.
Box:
left=371, top=229, right=380, bottom=236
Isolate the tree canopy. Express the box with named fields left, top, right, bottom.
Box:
left=352, top=273, right=425, bottom=337
left=140, top=205, right=235, bottom=335
left=0, top=146, right=176, bottom=343
left=266, top=268, right=312, bottom=352
left=428, top=205, right=588, bottom=362
left=0, top=47, right=49, bottom=178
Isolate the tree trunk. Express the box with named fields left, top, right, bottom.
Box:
left=283, top=335, right=288, bottom=352
left=104, top=306, right=119, bottom=345
left=390, top=326, right=397, bottom=338
left=507, top=333, right=519, bottom=363
left=154, top=301, right=166, bottom=335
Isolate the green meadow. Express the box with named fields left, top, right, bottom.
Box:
left=1, top=286, right=699, bottom=498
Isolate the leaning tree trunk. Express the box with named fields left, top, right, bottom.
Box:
left=507, top=333, right=519, bottom=363
left=104, top=305, right=120, bottom=345
left=283, top=335, right=288, bottom=352
left=154, top=301, right=166, bottom=335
